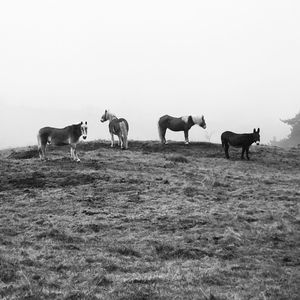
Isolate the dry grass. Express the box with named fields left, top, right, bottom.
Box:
left=0, top=140, right=299, bottom=299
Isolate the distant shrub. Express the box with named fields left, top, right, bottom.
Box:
left=270, top=111, right=300, bottom=148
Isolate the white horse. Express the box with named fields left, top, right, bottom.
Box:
left=37, top=122, right=88, bottom=162
left=100, top=110, right=129, bottom=149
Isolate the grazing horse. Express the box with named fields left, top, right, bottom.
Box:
left=158, top=114, right=206, bottom=144
left=221, top=128, right=260, bottom=160
left=37, top=122, right=88, bottom=162
left=100, top=110, right=129, bottom=149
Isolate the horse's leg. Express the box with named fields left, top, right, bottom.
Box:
left=117, top=134, right=122, bottom=149
left=74, top=147, right=80, bottom=162
left=38, top=142, right=44, bottom=159
left=124, top=132, right=128, bottom=149
left=184, top=130, right=189, bottom=144
left=118, top=135, right=122, bottom=148
left=161, top=128, right=167, bottom=144
left=37, top=135, right=43, bottom=159
left=71, top=144, right=80, bottom=162
left=224, top=142, right=230, bottom=159
left=246, top=147, right=250, bottom=160
left=38, top=147, right=42, bottom=159
left=111, top=134, right=115, bottom=147
left=41, top=144, right=46, bottom=160
left=70, top=147, right=74, bottom=160
left=37, top=133, right=47, bottom=160
left=241, top=147, right=246, bottom=160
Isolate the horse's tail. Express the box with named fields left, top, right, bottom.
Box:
left=221, top=132, right=227, bottom=148
left=120, top=121, right=128, bottom=149
left=158, top=119, right=164, bottom=143
left=221, top=136, right=225, bottom=148
left=221, top=137, right=225, bottom=148
left=37, top=131, right=42, bottom=158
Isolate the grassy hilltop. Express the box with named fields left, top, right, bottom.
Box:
left=0, top=140, right=299, bottom=300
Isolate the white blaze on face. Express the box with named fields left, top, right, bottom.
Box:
left=81, top=122, right=88, bottom=139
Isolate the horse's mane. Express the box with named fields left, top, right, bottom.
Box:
left=106, top=110, right=117, bottom=119
left=191, top=115, right=204, bottom=124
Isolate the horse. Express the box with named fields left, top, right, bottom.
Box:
left=100, top=110, right=129, bottom=149
left=221, top=128, right=260, bottom=160
left=37, top=122, right=88, bottom=162
left=158, top=114, right=206, bottom=144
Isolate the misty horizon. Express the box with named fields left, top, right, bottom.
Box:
left=1, top=1, right=299, bottom=149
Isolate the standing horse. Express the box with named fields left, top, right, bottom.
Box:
left=100, top=110, right=129, bottom=149
left=37, top=122, right=88, bottom=162
left=158, top=114, right=206, bottom=144
left=221, top=128, right=260, bottom=160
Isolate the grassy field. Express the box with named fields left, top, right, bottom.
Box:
left=0, top=140, right=299, bottom=300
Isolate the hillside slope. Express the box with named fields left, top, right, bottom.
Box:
left=0, top=141, right=299, bottom=300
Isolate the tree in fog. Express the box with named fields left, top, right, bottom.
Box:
left=271, top=111, right=300, bottom=148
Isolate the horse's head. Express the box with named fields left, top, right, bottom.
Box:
left=100, top=110, right=108, bottom=123
left=81, top=121, right=88, bottom=140
left=253, top=128, right=260, bottom=145
left=191, top=115, right=206, bottom=129
left=101, top=110, right=117, bottom=122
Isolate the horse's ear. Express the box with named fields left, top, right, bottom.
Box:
left=253, top=128, right=256, bottom=133
left=85, top=121, right=87, bottom=125
left=105, top=109, right=107, bottom=113
left=257, top=128, right=260, bottom=133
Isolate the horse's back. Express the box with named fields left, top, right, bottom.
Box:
left=221, top=131, right=235, bottom=140
left=109, top=118, right=128, bottom=134
left=158, top=115, right=170, bottom=124
left=38, top=126, right=54, bottom=135
left=39, top=126, right=67, bottom=137
left=38, top=127, right=56, bottom=141
left=221, top=131, right=253, bottom=147
left=159, top=115, right=183, bottom=130
left=38, top=126, right=73, bottom=145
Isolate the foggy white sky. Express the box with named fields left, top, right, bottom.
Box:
left=0, top=0, right=299, bottom=149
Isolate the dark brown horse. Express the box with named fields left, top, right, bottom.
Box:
left=100, top=110, right=129, bottom=149
left=158, top=115, right=206, bottom=144
left=221, top=128, right=260, bottom=160
left=37, top=122, right=88, bottom=161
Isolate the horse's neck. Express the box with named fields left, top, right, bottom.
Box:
left=249, top=133, right=256, bottom=142
left=108, top=113, right=117, bottom=121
